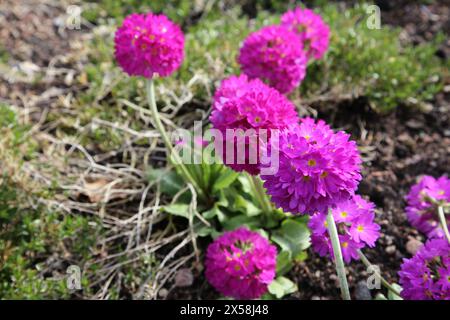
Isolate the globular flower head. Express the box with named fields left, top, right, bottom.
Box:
left=205, top=227, right=277, bottom=299
left=405, top=175, right=450, bottom=239
left=210, top=74, right=299, bottom=174
left=114, top=13, right=184, bottom=78
left=399, top=238, right=450, bottom=300
left=237, top=25, right=308, bottom=94
left=281, top=7, right=330, bottom=60
left=261, top=117, right=362, bottom=214
left=309, top=195, right=380, bottom=263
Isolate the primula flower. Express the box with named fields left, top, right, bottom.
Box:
left=260, top=118, right=362, bottom=214
left=237, top=25, right=308, bottom=94
left=210, top=74, right=299, bottom=174
left=399, top=238, right=450, bottom=300
left=205, top=227, right=277, bottom=299
left=309, top=195, right=380, bottom=263
left=281, top=7, right=330, bottom=60
left=405, top=175, right=450, bottom=239
left=114, top=13, right=184, bottom=78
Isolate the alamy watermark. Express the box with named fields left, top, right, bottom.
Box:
left=366, top=265, right=381, bottom=290
left=366, top=5, right=381, bottom=30
left=66, top=5, right=82, bottom=30
left=66, top=265, right=82, bottom=290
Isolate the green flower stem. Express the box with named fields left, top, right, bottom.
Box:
left=357, top=249, right=402, bottom=297
left=146, top=79, right=203, bottom=198
left=248, top=174, right=272, bottom=219
left=437, top=205, right=450, bottom=244
left=326, top=207, right=351, bottom=300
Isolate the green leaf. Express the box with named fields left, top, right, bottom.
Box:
left=276, top=250, right=294, bottom=276
left=212, top=169, right=239, bottom=193
left=203, top=205, right=226, bottom=222
left=233, top=195, right=261, bottom=217
left=147, top=168, right=184, bottom=196
left=194, top=224, right=214, bottom=237
left=237, top=175, right=252, bottom=194
left=268, top=276, right=298, bottom=299
left=162, top=204, right=189, bottom=218
left=222, top=214, right=261, bottom=231
left=217, top=190, right=229, bottom=208
left=271, top=219, right=311, bottom=259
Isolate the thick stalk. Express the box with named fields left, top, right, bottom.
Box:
left=357, top=249, right=402, bottom=297
left=326, top=207, right=351, bottom=300
left=145, top=79, right=203, bottom=197
left=437, top=205, right=450, bottom=244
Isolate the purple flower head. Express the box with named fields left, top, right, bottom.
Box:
left=260, top=118, right=362, bottom=214
left=399, top=238, right=450, bottom=300
left=281, top=7, right=330, bottom=60
left=309, top=195, right=380, bottom=263
left=405, top=175, right=450, bottom=239
left=237, top=25, right=308, bottom=94
left=205, top=227, right=277, bottom=299
left=210, top=74, right=299, bottom=175
left=114, top=13, right=185, bottom=78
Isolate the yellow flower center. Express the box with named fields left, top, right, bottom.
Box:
left=320, top=171, right=328, bottom=178
left=357, top=225, right=364, bottom=232
left=323, top=221, right=328, bottom=228
left=234, top=265, right=241, bottom=271
left=438, top=190, right=445, bottom=195
left=254, top=116, right=261, bottom=123
left=341, top=211, right=348, bottom=218
left=307, top=159, right=317, bottom=167
left=304, top=135, right=311, bottom=140
left=303, top=176, right=311, bottom=182
left=341, top=241, right=348, bottom=248
left=149, top=34, right=155, bottom=41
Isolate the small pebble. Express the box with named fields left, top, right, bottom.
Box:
left=406, top=238, right=423, bottom=255
left=385, top=245, right=396, bottom=255
left=174, top=268, right=194, bottom=287
left=158, top=288, right=168, bottom=298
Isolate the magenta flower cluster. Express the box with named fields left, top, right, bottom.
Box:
left=405, top=175, right=450, bottom=239
left=309, top=195, right=380, bottom=262
left=260, top=118, right=362, bottom=215
left=399, top=238, right=450, bottom=300
left=114, top=13, right=185, bottom=78
left=281, top=7, right=330, bottom=60
left=238, top=25, right=308, bottom=94
left=238, top=7, right=330, bottom=94
left=205, top=227, right=277, bottom=299
left=210, top=74, right=299, bottom=174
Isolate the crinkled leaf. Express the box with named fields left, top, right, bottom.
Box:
left=271, top=219, right=311, bottom=259
left=268, top=276, right=298, bottom=299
